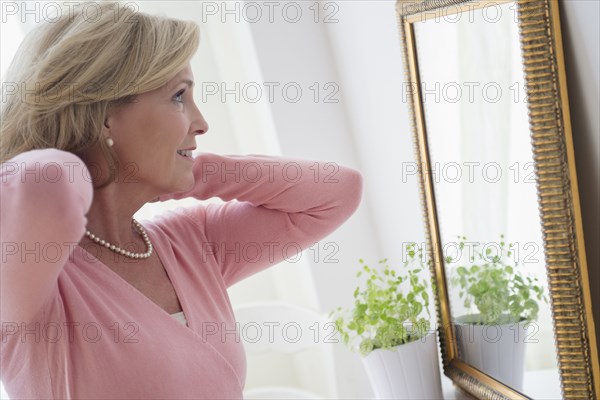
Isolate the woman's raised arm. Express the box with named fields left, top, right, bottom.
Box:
left=161, top=152, right=363, bottom=287
left=0, top=149, right=93, bottom=324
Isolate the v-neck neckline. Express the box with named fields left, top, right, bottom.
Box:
left=75, top=224, right=194, bottom=332
left=73, top=223, right=246, bottom=391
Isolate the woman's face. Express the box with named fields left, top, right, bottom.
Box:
left=105, top=63, right=208, bottom=195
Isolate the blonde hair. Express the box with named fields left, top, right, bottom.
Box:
left=0, top=1, right=200, bottom=189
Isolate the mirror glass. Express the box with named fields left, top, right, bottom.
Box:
left=413, top=2, right=560, bottom=398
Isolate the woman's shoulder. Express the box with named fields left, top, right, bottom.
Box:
left=141, top=203, right=209, bottom=243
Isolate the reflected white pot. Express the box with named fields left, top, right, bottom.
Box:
left=361, top=333, right=443, bottom=399
left=454, top=315, right=527, bottom=391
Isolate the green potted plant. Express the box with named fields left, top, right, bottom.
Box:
left=447, top=235, right=547, bottom=390
left=329, top=244, right=442, bottom=399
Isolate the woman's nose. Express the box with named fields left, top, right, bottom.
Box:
left=193, top=110, right=209, bottom=136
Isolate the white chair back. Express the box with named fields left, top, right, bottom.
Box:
left=234, top=301, right=338, bottom=399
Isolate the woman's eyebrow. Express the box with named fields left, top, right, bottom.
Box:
left=165, top=79, right=195, bottom=93
left=178, top=79, right=195, bottom=89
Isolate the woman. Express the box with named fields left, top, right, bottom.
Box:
left=0, top=1, right=363, bottom=399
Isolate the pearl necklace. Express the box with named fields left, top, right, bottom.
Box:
left=84, top=219, right=153, bottom=259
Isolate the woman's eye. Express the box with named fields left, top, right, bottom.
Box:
left=173, top=89, right=185, bottom=103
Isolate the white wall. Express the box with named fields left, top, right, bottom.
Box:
left=246, top=1, right=426, bottom=396
left=560, top=0, right=600, bottom=353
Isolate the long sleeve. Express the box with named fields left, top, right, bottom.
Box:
left=0, top=149, right=93, bottom=324
left=162, top=152, right=363, bottom=287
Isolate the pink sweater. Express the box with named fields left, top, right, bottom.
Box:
left=0, top=149, right=363, bottom=399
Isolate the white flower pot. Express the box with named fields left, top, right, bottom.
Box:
left=360, top=333, right=443, bottom=399
left=454, top=315, right=527, bottom=391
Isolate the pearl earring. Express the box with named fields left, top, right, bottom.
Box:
left=106, top=137, right=114, bottom=147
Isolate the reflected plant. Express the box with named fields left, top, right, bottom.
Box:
left=329, top=244, right=432, bottom=356
left=448, top=235, right=547, bottom=325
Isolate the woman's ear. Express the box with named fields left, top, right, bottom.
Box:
left=103, top=106, right=118, bottom=131
left=102, top=115, right=115, bottom=147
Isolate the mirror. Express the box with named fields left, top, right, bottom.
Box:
left=397, top=0, right=599, bottom=398
left=414, top=2, right=559, bottom=397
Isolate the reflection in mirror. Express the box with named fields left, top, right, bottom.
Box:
left=413, top=2, right=560, bottom=398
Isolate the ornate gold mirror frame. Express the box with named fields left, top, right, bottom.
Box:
left=396, top=0, right=599, bottom=398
